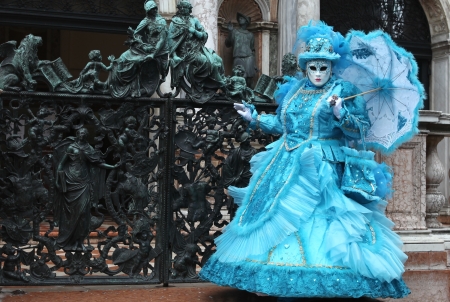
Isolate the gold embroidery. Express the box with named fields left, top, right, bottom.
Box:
left=341, top=126, right=359, bottom=133
left=294, top=232, right=307, bottom=265
left=282, top=82, right=336, bottom=151
left=368, top=224, right=376, bottom=244
left=267, top=246, right=276, bottom=262
left=256, top=115, right=261, bottom=129
left=245, top=232, right=348, bottom=269
left=239, top=142, right=285, bottom=224
left=245, top=258, right=349, bottom=269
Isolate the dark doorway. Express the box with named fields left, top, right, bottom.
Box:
left=321, top=0, right=431, bottom=109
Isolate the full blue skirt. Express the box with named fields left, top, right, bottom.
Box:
left=199, top=138, right=410, bottom=298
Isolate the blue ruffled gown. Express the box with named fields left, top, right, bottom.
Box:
left=199, top=76, right=410, bottom=299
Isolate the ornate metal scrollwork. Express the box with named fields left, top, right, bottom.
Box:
left=168, top=103, right=277, bottom=281
left=0, top=0, right=283, bottom=285
left=0, top=94, right=165, bottom=284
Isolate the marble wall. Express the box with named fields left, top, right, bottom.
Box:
left=192, top=0, right=219, bottom=50
left=296, top=0, right=320, bottom=28
left=277, top=0, right=320, bottom=73
left=277, top=0, right=299, bottom=72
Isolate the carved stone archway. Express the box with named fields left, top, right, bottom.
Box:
left=418, top=0, right=450, bottom=44
left=217, top=0, right=270, bottom=21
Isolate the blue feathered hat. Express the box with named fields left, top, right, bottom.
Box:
left=296, top=21, right=349, bottom=70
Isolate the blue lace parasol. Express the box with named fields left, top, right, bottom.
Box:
left=335, top=30, right=425, bottom=154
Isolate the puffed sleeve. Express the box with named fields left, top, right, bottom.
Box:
left=243, top=102, right=283, bottom=135
left=249, top=112, right=283, bottom=135
left=336, top=81, right=370, bottom=141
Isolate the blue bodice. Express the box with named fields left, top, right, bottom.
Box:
left=250, top=77, right=370, bottom=154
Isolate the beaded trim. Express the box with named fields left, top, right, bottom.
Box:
left=298, top=86, right=328, bottom=95
left=282, top=81, right=336, bottom=151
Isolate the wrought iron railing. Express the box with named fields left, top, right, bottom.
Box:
left=0, top=2, right=283, bottom=283
left=0, top=89, right=277, bottom=285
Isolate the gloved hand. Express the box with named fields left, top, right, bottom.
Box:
left=327, top=95, right=343, bottom=119
left=234, top=103, right=254, bottom=122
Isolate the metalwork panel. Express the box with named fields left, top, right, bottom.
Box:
left=0, top=93, right=166, bottom=284
left=167, top=101, right=277, bottom=283
left=0, top=1, right=283, bottom=285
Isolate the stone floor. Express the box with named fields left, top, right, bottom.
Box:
left=0, top=283, right=383, bottom=302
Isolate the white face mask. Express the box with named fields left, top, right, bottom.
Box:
left=306, top=60, right=332, bottom=87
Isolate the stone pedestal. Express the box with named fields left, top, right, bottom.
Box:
left=382, top=134, right=427, bottom=230
left=426, top=135, right=446, bottom=228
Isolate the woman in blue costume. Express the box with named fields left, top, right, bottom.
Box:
left=199, top=22, right=410, bottom=299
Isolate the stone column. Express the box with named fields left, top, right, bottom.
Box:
left=277, top=0, right=298, bottom=73
left=419, top=0, right=450, bottom=223
left=157, top=0, right=177, bottom=14
left=432, top=41, right=450, bottom=222
left=297, top=0, right=320, bottom=28
left=261, top=29, right=270, bottom=75
left=191, top=0, right=219, bottom=50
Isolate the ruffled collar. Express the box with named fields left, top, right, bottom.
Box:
left=303, top=76, right=336, bottom=91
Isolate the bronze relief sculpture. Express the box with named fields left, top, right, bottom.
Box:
left=168, top=0, right=227, bottom=103
left=109, top=0, right=169, bottom=98
left=54, top=128, right=119, bottom=252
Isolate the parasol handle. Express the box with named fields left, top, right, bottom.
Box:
left=343, top=87, right=382, bottom=101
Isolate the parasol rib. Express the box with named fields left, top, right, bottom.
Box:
left=343, top=87, right=382, bottom=100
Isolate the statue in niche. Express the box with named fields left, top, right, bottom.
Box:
left=109, top=0, right=169, bottom=98
left=58, top=50, right=113, bottom=94
left=168, top=0, right=227, bottom=103
left=225, top=64, right=255, bottom=103
left=225, top=12, right=257, bottom=88
left=54, top=128, right=119, bottom=252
